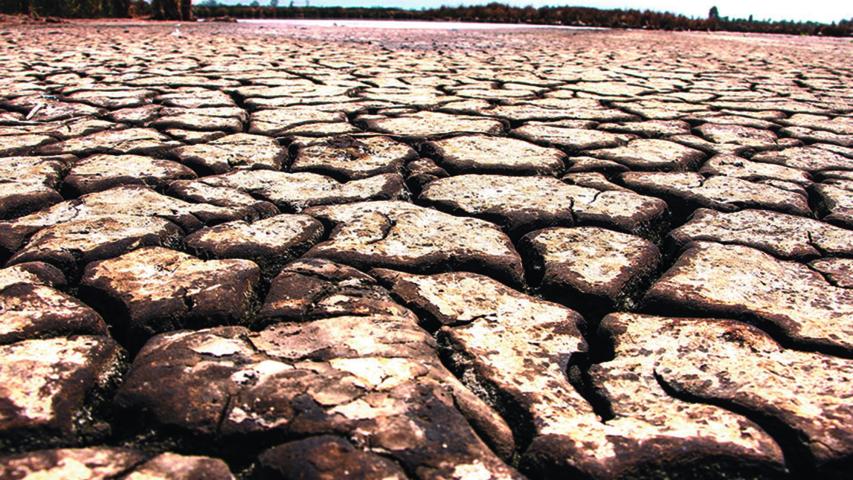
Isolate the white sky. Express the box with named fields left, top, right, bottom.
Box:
left=222, top=1, right=852, bottom=23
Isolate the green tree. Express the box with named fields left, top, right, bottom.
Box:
left=708, top=6, right=720, bottom=20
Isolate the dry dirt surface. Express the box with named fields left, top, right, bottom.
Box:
left=0, top=20, right=851, bottom=479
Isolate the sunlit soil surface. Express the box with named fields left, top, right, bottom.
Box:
left=0, top=21, right=851, bottom=479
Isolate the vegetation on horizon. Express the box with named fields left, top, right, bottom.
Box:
left=1, top=1, right=851, bottom=36
left=197, top=3, right=852, bottom=36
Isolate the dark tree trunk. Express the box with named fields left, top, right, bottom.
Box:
left=179, top=0, right=192, bottom=21
left=151, top=0, right=185, bottom=20
left=150, top=0, right=163, bottom=19
left=0, top=0, right=28, bottom=14
left=161, top=0, right=179, bottom=20
left=110, top=0, right=129, bottom=17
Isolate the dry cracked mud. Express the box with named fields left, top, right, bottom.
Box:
left=0, top=20, right=850, bottom=480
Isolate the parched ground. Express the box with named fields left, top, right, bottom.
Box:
left=0, top=20, right=851, bottom=479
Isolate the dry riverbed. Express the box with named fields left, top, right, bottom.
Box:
left=0, top=20, right=851, bottom=479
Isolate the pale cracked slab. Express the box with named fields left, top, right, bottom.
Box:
left=700, top=154, right=813, bottom=185
left=621, top=172, right=811, bottom=217
left=115, top=317, right=521, bottom=479
left=361, top=111, right=504, bottom=138
left=424, top=134, right=566, bottom=175
left=372, top=270, right=785, bottom=479
left=185, top=214, right=324, bottom=273
left=39, top=128, right=181, bottom=156
left=166, top=179, right=279, bottom=219
left=813, top=183, right=853, bottom=228
left=249, top=107, right=347, bottom=136
left=149, top=106, right=247, bottom=133
left=810, top=258, right=853, bottom=288
left=598, top=119, right=692, bottom=137
left=511, top=124, right=633, bottom=152
left=7, top=215, right=183, bottom=277
left=670, top=208, right=853, bottom=260
left=421, top=174, right=667, bottom=237
left=292, top=135, right=416, bottom=180
left=600, top=313, right=853, bottom=476
left=0, top=134, right=55, bottom=156
left=259, top=258, right=413, bottom=324
left=0, top=448, right=235, bottom=480
left=63, top=154, right=196, bottom=196
left=79, top=247, right=260, bottom=345
left=171, top=133, right=287, bottom=174
left=304, top=201, right=524, bottom=286
left=0, top=155, right=71, bottom=219
left=372, top=269, right=585, bottom=330
left=188, top=170, right=403, bottom=212
left=696, top=123, right=780, bottom=150
left=0, top=186, right=242, bottom=257
left=258, top=436, right=407, bottom=480
left=520, top=227, right=661, bottom=311
left=0, top=262, right=107, bottom=344
left=644, top=242, right=853, bottom=354
left=752, top=146, right=853, bottom=172
left=587, top=138, right=705, bottom=171
left=0, top=336, right=122, bottom=451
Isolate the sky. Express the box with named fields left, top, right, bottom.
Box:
left=220, top=1, right=852, bottom=23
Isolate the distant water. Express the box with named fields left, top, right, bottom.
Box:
left=238, top=19, right=603, bottom=31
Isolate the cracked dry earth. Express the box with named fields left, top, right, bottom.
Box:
left=0, top=21, right=851, bottom=480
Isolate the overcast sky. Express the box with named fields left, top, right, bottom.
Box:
left=223, top=1, right=852, bottom=23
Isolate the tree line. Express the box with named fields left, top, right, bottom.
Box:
left=196, top=3, right=852, bottom=36
left=0, top=0, right=192, bottom=20
left=2, top=1, right=851, bottom=37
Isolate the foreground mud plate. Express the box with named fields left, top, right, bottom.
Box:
left=374, top=270, right=788, bottom=479
left=115, top=268, right=521, bottom=479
